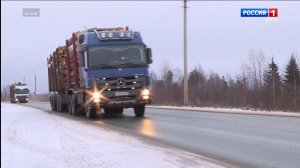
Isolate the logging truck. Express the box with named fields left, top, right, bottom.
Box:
left=47, top=27, right=152, bottom=118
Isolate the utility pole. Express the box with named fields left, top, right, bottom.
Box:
left=33, top=71, right=36, bottom=101
left=183, top=0, right=188, bottom=106
left=29, top=68, right=36, bottom=101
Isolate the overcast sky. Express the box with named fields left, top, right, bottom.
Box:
left=2, top=1, right=300, bottom=93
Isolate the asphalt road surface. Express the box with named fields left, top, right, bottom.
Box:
left=22, top=102, right=300, bottom=168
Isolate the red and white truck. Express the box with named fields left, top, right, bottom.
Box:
left=10, top=82, right=29, bottom=103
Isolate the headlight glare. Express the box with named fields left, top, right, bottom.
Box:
left=142, top=89, right=150, bottom=95
left=94, top=98, right=100, bottom=103
left=92, top=92, right=100, bottom=99
left=143, top=95, right=149, bottom=100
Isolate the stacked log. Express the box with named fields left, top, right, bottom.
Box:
left=47, top=32, right=81, bottom=92
left=47, top=56, right=55, bottom=92
left=67, top=35, right=80, bottom=88
left=53, top=46, right=68, bottom=92
left=56, top=46, right=68, bottom=86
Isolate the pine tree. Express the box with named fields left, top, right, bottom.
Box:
left=284, top=55, right=300, bottom=87
left=188, top=67, right=205, bottom=106
left=163, top=70, right=173, bottom=85
left=263, top=57, right=281, bottom=109
left=284, top=54, right=300, bottom=111
left=188, top=67, right=205, bottom=86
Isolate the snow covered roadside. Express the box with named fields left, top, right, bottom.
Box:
left=148, top=105, right=300, bottom=118
left=1, top=103, right=224, bottom=168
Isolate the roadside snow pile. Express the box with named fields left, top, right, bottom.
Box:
left=1, top=103, right=224, bottom=168
left=148, top=105, right=300, bottom=117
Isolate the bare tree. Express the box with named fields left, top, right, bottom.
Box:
left=149, top=70, right=158, bottom=84
left=247, top=50, right=258, bottom=89
left=173, top=67, right=183, bottom=85
left=245, top=49, right=266, bottom=107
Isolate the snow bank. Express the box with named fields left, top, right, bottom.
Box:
left=1, top=103, right=223, bottom=168
left=148, top=105, right=300, bottom=118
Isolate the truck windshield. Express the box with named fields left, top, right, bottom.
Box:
left=15, top=88, right=29, bottom=94
left=89, top=44, right=147, bottom=68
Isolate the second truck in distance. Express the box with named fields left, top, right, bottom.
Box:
left=10, top=82, right=29, bottom=103
left=47, top=26, right=152, bottom=118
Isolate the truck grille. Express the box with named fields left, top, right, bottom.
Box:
left=16, top=96, right=27, bottom=100
left=96, top=76, right=146, bottom=91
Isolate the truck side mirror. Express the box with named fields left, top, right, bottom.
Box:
left=84, top=51, right=88, bottom=70
left=146, top=48, right=153, bottom=64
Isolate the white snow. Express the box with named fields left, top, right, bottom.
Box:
left=1, top=103, right=224, bottom=168
left=148, top=105, right=300, bottom=118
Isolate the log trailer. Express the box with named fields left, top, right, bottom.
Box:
left=47, top=27, right=152, bottom=118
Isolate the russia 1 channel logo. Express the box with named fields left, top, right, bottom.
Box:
left=241, top=8, right=278, bottom=17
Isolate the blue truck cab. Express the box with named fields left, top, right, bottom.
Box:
left=74, top=27, right=153, bottom=118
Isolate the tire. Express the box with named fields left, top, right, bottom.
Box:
left=85, top=104, right=96, bottom=119
left=134, top=104, right=145, bottom=117
left=71, top=96, right=80, bottom=116
left=56, top=96, right=62, bottom=112
left=103, top=107, right=112, bottom=117
left=61, top=104, right=68, bottom=112
left=51, top=97, right=57, bottom=111
left=50, top=98, right=55, bottom=111
left=68, top=95, right=73, bottom=115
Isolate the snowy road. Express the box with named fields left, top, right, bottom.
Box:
left=18, top=102, right=300, bottom=168
left=1, top=103, right=223, bottom=168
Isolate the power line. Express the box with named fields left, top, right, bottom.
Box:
left=142, top=3, right=181, bottom=35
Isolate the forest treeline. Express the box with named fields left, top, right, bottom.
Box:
left=150, top=51, right=300, bottom=112
left=1, top=51, right=299, bottom=112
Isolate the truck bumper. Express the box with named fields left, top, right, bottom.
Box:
left=87, top=88, right=151, bottom=108
left=87, top=98, right=151, bottom=109
left=101, top=99, right=151, bottom=108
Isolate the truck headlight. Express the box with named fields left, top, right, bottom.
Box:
left=141, top=89, right=150, bottom=100
left=142, top=89, right=150, bottom=96
left=92, top=92, right=101, bottom=103
left=92, top=92, right=101, bottom=99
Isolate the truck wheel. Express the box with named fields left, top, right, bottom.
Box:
left=57, top=96, right=62, bottom=112
left=51, top=97, right=57, bottom=111
left=71, top=96, right=80, bottom=116
left=61, top=104, right=68, bottom=112
left=68, top=95, right=73, bottom=114
left=85, top=104, right=96, bottom=119
left=134, top=104, right=145, bottom=117
left=103, top=107, right=112, bottom=117
left=50, top=98, right=54, bottom=111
